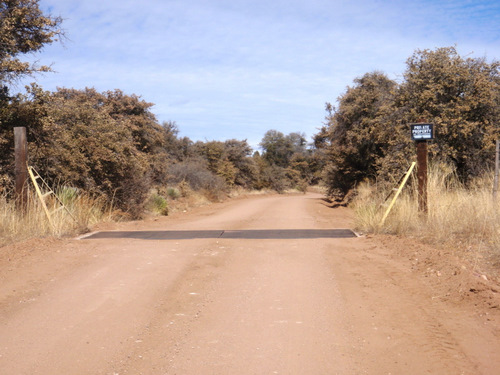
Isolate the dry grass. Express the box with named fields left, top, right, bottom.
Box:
left=0, top=190, right=113, bottom=247
left=1, top=179, right=297, bottom=248
left=352, top=163, right=500, bottom=268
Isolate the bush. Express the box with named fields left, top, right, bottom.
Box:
left=56, top=186, right=80, bottom=206
left=177, top=180, right=191, bottom=198
left=296, top=179, right=309, bottom=193
left=147, top=193, right=169, bottom=216
left=318, top=47, right=500, bottom=197
left=0, top=190, right=112, bottom=246
left=261, top=165, right=290, bottom=193
left=166, top=187, right=181, bottom=200
left=169, top=159, right=227, bottom=193
left=353, top=163, right=500, bottom=260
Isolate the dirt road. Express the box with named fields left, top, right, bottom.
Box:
left=1, top=193, right=499, bottom=374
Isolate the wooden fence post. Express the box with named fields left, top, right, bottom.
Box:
left=494, top=140, right=499, bottom=200
left=411, top=122, right=433, bottom=213
left=14, top=127, right=28, bottom=211
left=416, top=140, right=428, bottom=213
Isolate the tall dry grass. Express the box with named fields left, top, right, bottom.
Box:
left=352, top=163, right=500, bottom=262
left=0, top=189, right=113, bottom=247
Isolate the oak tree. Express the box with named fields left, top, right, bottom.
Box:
left=395, top=46, right=500, bottom=180
left=0, top=0, right=62, bottom=84
left=318, top=71, right=396, bottom=197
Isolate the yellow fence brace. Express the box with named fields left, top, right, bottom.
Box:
left=27, top=166, right=76, bottom=229
left=380, top=162, right=416, bottom=225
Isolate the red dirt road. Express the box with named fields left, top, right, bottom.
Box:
left=1, top=193, right=499, bottom=374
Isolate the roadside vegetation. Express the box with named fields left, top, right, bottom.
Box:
left=315, top=47, right=499, bottom=199
left=1, top=0, right=499, bottom=274
left=352, top=165, right=500, bottom=269
left=0, top=81, right=322, bottom=244
left=0, top=1, right=324, bottom=244
left=317, top=46, right=500, bottom=272
left=0, top=189, right=112, bottom=246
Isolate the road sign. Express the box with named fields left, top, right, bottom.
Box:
left=411, top=123, right=434, bottom=141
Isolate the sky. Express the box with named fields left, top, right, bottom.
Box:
left=20, top=0, right=500, bottom=148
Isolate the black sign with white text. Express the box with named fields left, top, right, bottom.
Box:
left=411, top=123, right=434, bottom=141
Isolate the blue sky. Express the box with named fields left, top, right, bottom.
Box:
left=21, top=0, right=500, bottom=147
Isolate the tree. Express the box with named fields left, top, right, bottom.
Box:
left=0, top=86, right=185, bottom=217
left=318, top=47, right=500, bottom=198
left=0, top=0, right=63, bottom=84
left=395, top=46, right=500, bottom=180
left=0, top=1, right=63, bottom=191
left=223, top=139, right=257, bottom=188
left=318, top=71, right=397, bottom=197
left=189, top=139, right=258, bottom=188
left=259, top=130, right=307, bottom=168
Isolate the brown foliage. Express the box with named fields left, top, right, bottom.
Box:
left=318, top=71, right=396, bottom=196
left=318, top=47, right=500, bottom=198
left=191, top=139, right=258, bottom=188
left=0, top=85, right=177, bottom=217
left=0, top=0, right=63, bottom=83
left=395, top=47, right=500, bottom=180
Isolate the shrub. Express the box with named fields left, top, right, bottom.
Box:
left=261, top=165, right=290, bottom=193
left=169, top=159, right=227, bottom=192
left=0, top=190, right=112, bottom=246
left=56, top=186, right=80, bottom=206
left=318, top=47, right=500, bottom=198
left=177, top=180, right=191, bottom=198
left=166, top=187, right=181, bottom=200
left=147, top=193, right=169, bottom=216
left=352, top=164, right=500, bottom=263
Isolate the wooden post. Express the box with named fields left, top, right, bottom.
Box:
left=416, top=140, right=428, bottom=212
left=411, top=122, right=433, bottom=213
left=494, top=140, right=499, bottom=200
left=14, top=127, right=28, bottom=211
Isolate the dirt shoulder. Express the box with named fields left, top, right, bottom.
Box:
left=0, top=193, right=499, bottom=374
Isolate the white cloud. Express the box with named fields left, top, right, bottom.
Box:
left=20, top=0, right=500, bottom=146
